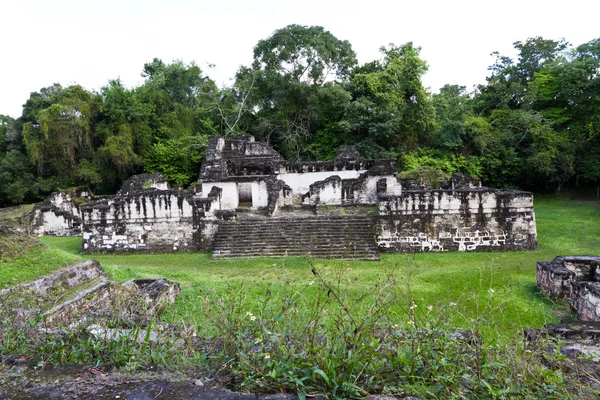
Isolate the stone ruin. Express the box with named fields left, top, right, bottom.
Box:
left=537, top=256, right=600, bottom=320
left=0, top=260, right=185, bottom=344
left=530, top=256, right=600, bottom=362
left=28, top=134, right=538, bottom=259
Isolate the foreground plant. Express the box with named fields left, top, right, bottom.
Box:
left=196, top=259, right=584, bottom=399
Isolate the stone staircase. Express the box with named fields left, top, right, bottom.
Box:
left=212, top=216, right=380, bottom=260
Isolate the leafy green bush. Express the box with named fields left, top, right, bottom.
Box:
left=144, top=138, right=204, bottom=186
left=401, top=149, right=483, bottom=179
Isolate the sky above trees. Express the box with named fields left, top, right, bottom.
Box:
left=3, top=0, right=599, bottom=118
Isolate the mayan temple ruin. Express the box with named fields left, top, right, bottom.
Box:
left=28, top=134, right=538, bottom=259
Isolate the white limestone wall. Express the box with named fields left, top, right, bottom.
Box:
left=202, top=182, right=238, bottom=209
left=29, top=191, right=87, bottom=236
left=357, top=176, right=385, bottom=204
left=279, top=170, right=365, bottom=199
left=50, top=192, right=82, bottom=217
left=381, top=191, right=503, bottom=215
left=251, top=181, right=269, bottom=208
left=31, top=210, right=76, bottom=236
left=315, top=180, right=342, bottom=205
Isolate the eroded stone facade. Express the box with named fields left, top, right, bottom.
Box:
left=377, top=189, right=537, bottom=252
left=31, top=134, right=538, bottom=256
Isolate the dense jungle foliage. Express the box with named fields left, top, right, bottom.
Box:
left=1, top=25, right=599, bottom=207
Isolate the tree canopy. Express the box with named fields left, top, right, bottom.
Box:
left=0, top=25, right=598, bottom=207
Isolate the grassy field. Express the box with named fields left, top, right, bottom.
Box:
left=27, top=197, right=598, bottom=342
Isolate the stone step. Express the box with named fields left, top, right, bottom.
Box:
left=212, top=250, right=379, bottom=259
left=213, top=244, right=378, bottom=252
left=217, top=223, right=375, bottom=231
left=214, top=233, right=376, bottom=240
left=212, top=215, right=380, bottom=260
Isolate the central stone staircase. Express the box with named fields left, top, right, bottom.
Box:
left=212, top=216, right=380, bottom=260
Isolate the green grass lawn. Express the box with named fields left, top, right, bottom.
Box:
left=21, top=197, right=600, bottom=341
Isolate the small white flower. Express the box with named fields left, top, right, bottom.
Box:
left=427, top=305, right=433, bottom=312
left=250, top=315, right=257, bottom=321
left=407, top=320, right=415, bottom=325
left=409, top=303, right=417, bottom=310
left=246, top=311, right=253, bottom=316
left=392, top=324, right=399, bottom=329
left=308, top=281, right=314, bottom=286
left=489, top=288, right=495, bottom=294
left=264, top=353, right=271, bottom=360
left=449, top=302, right=457, bottom=307
left=254, top=337, right=262, bottom=343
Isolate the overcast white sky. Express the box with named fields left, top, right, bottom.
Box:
left=2, top=0, right=599, bottom=118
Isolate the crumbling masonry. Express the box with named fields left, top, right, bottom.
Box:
left=28, top=135, right=538, bottom=258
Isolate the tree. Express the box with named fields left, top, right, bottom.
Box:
left=474, top=37, right=570, bottom=114
left=241, top=25, right=357, bottom=160
left=531, top=38, right=600, bottom=185
left=134, top=59, right=218, bottom=185
left=348, top=43, right=435, bottom=157
left=432, top=85, right=472, bottom=150
left=21, top=85, right=100, bottom=187
left=253, top=24, right=357, bottom=85
left=0, top=114, right=9, bottom=154
left=0, top=150, right=37, bottom=206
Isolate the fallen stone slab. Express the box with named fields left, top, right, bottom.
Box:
left=526, top=321, right=600, bottom=362
left=123, top=278, right=181, bottom=305
left=0, top=260, right=106, bottom=298
left=43, top=279, right=112, bottom=321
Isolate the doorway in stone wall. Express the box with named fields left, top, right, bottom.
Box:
left=237, top=182, right=253, bottom=208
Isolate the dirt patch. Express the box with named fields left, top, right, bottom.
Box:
left=0, top=364, right=297, bottom=400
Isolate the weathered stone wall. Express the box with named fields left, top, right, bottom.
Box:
left=537, top=256, right=600, bottom=321
left=536, top=261, right=576, bottom=299
left=280, top=169, right=365, bottom=203
left=537, top=256, right=600, bottom=299
left=27, top=190, right=90, bottom=236
left=571, top=282, right=600, bottom=321
left=202, top=181, right=239, bottom=209
left=82, top=187, right=224, bottom=253
left=376, top=189, right=537, bottom=252
left=303, top=174, right=399, bottom=206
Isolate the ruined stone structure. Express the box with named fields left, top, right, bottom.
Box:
left=31, top=134, right=538, bottom=258
left=537, top=256, right=600, bottom=320
left=27, top=188, right=93, bottom=236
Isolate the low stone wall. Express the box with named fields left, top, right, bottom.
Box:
left=536, top=261, right=576, bottom=299
left=303, top=172, right=400, bottom=207
left=376, top=189, right=537, bottom=252
left=537, top=256, right=600, bottom=299
left=537, top=256, right=600, bottom=321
